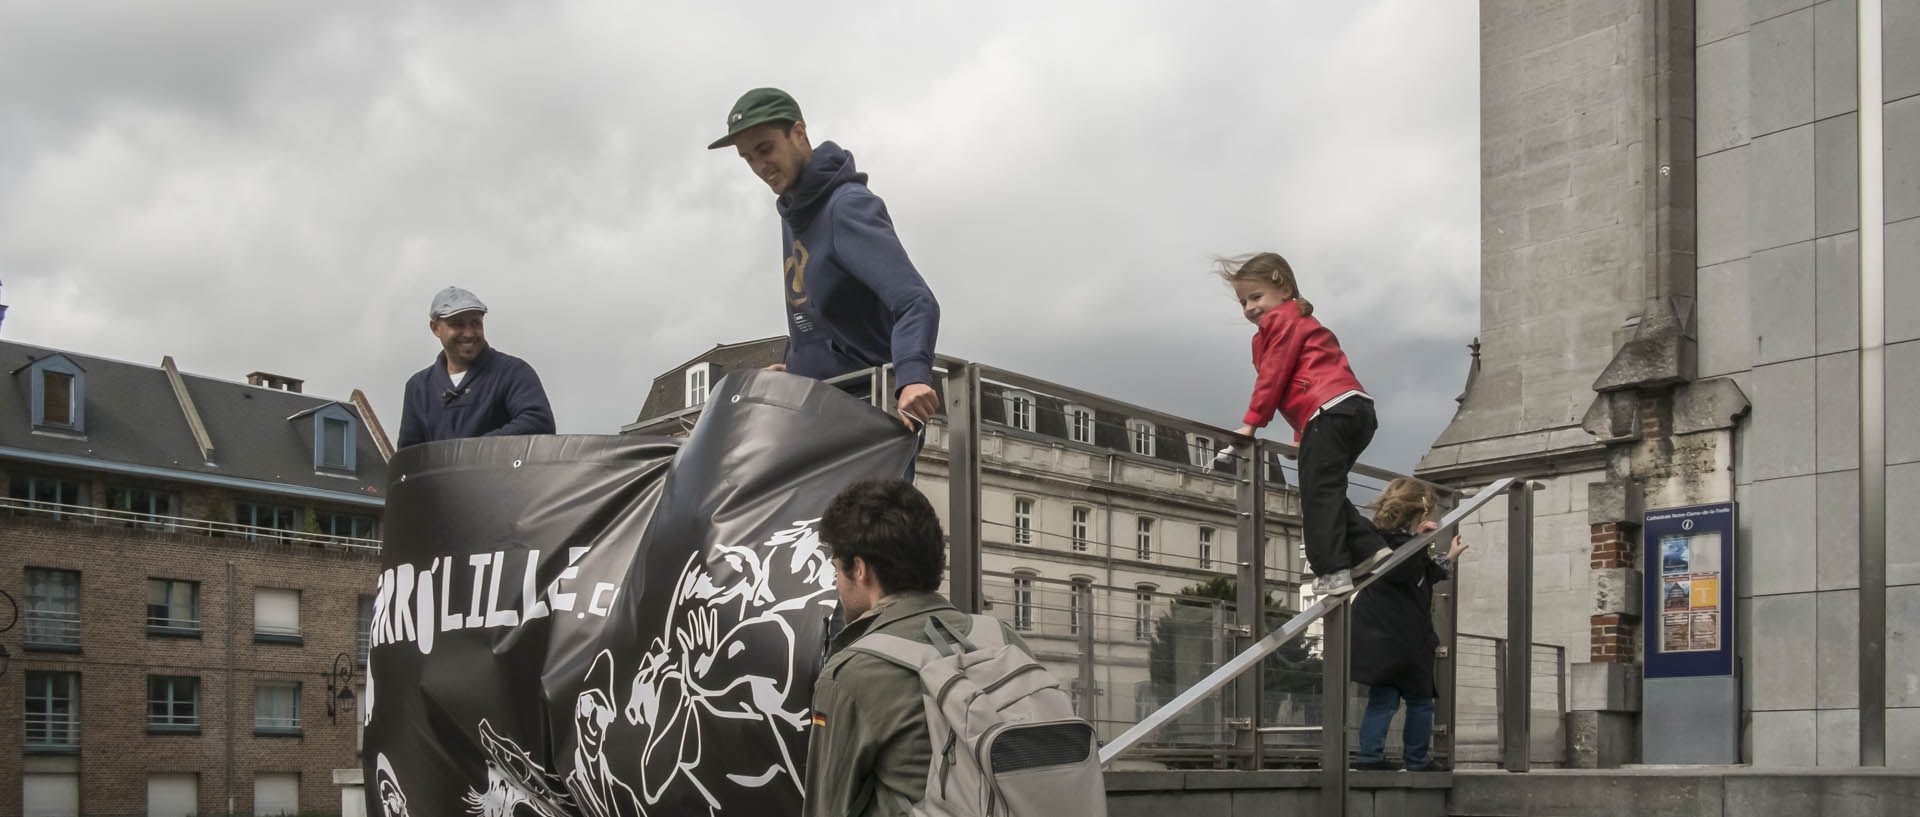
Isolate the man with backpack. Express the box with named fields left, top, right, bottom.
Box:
left=807, top=479, right=1106, bottom=817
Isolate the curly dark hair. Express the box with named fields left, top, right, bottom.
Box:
left=819, top=479, right=946, bottom=594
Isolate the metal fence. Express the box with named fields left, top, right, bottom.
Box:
left=0, top=496, right=381, bottom=552
left=24, top=712, right=80, bottom=751
left=1454, top=634, right=1567, bottom=767
left=827, top=357, right=1559, bottom=817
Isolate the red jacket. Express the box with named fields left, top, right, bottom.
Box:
left=1244, top=305, right=1367, bottom=440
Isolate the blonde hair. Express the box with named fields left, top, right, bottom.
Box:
left=1372, top=477, right=1438, bottom=532
left=1215, top=252, right=1314, bottom=317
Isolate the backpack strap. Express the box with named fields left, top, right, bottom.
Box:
left=925, top=615, right=978, bottom=656
left=967, top=614, right=1007, bottom=649
left=844, top=632, right=942, bottom=672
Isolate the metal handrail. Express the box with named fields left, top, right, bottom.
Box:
left=1098, top=476, right=1516, bottom=764
left=24, top=609, right=81, bottom=646
left=23, top=713, right=80, bottom=749
left=0, top=497, right=381, bottom=552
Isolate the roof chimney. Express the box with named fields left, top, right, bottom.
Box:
left=245, top=371, right=304, bottom=393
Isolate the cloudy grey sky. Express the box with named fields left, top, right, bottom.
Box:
left=0, top=0, right=1479, bottom=475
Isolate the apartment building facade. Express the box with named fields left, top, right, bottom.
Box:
left=0, top=340, right=389, bottom=817
left=625, top=339, right=1317, bottom=742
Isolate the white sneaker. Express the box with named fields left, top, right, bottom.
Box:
left=1351, top=547, right=1392, bottom=578
left=1315, top=569, right=1355, bottom=596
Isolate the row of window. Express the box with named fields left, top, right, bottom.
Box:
left=1006, top=575, right=1163, bottom=642
left=22, top=568, right=346, bottom=650
left=1001, top=392, right=1166, bottom=454
left=998, top=391, right=1292, bottom=478
left=23, top=771, right=302, bottom=817
left=6, top=475, right=378, bottom=539
left=24, top=352, right=364, bottom=475
left=26, top=671, right=306, bottom=749
left=1007, top=499, right=1254, bottom=570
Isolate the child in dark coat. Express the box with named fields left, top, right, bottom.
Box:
left=1351, top=478, right=1469, bottom=772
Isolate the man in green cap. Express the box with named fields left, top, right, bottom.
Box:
left=709, top=88, right=941, bottom=433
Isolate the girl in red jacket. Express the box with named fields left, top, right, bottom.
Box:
left=1222, top=252, right=1390, bottom=596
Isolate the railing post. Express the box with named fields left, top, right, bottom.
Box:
left=1321, top=603, right=1349, bottom=817
left=1433, top=520, right=1461, bottom=766
left=1557, top=643, right=1570, bottom=765
left=1234, top=439, right=1267, bottom=769
left=1213, top=600, right=1229, bottom=747
left=1077, top=583, right=1096, bottom=720
left=1493, top=637, right=1507, bottom=764
left=1502, top=481, right=1534, bottom=772
left=945, top=363, right=983, bottom=614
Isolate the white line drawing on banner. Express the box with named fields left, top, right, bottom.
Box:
left=375, top=754, right=412, bottom=817
left=617, top=519, right=838, bottom=813
left=465, top=720, right=575, bottom=817
left=433, top=519, right=837, bottom=817
left=570, top=652, right=641, bottom=817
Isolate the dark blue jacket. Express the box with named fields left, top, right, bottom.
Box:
left=397, top=346, right=555, bottom=448
left=777, top=142, right=939, bottom=390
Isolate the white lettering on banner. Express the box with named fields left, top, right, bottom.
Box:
left=484, top=552, right=520, bottom=629
left=370, top=546, right=612, bottom=656
left=415, top=565, right=436, bottom=655
left=549, top=547, right=587, bottom=613
left=441, top=557, right=463, bottom=634
left=519, top=554, right=550, bottom=624
left=466, top=555, right=489, bottom=628
left=394, top=563, right=418, bottom=644
left=587, top=583, right=618, bottom=618
left=374, top=570, right=396, bottom=645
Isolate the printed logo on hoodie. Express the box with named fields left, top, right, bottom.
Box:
left=784, top=240, right=810, bottom=306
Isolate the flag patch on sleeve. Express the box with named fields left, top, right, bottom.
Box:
left=811, top=711, right=827, bottom=727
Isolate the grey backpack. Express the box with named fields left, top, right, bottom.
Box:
left=849, top=613, right=1107, bottom=817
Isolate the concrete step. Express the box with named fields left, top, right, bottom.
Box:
left=1449, top=767, right=1920, bottom=817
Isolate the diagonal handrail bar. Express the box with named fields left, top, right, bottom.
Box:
left=1097, top=476, right=1516, bottom=765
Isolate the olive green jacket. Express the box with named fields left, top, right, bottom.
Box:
left=801, top=592, right=1030, bottom=817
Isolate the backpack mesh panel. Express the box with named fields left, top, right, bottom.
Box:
left=989, top=723, right=1094, bottom=772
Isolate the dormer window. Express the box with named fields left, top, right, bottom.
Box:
left=1126, top=419, right=1156, bottom=456
left=686, top=363, right=711, bottom=408
left=27, top=354, right=85, bottom=433
left=1186, top=433, right=1215, bottom=468
left=1002, top=390, right=1035, bottom=432
left=306, top=404, right=358, bottom=473
left=1065, top=404, right=1094, bottom=444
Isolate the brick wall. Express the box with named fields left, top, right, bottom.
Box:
left=1, top=511, right=379, bottom=817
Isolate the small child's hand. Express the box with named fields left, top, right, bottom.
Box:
left=1447, top=535, right=1468, bottom=561
left=1417, top=520, right=1440, bottom=535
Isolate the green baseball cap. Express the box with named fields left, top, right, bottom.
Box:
left=707, top=87, right=804, bottom=150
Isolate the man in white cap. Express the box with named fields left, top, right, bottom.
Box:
left=396, top=286, right=556, bottom=448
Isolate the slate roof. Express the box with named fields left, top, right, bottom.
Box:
left=0, top=339, right=388, bottom=504
left=633, top=336, right=788, bottom=422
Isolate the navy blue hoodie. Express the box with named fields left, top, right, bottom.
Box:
left=776, top=141, right=939, bottom=390
left=396, top=346, right=555, bottom=448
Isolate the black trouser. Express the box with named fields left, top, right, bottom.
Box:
left=1297, top=397, right=1386, bottom=576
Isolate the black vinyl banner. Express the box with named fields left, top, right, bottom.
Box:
left=363, top=372, right=919, bottom=817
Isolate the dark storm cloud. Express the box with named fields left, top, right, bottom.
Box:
left=0, top=0, right=1478, bottom=474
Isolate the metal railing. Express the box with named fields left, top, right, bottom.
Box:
left=146, top=615, right=202, bottom=631
left=24, top=609, right=81, bottom=648
left=24, top=713, right=80, bottom=751
left=670, top=360, right=1558, bottom=814
left=0, top=496, right=381, bottom=552
left=254, top=715, right=302, bottom=732
left=1454, top=634, right=1568, bottom=767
